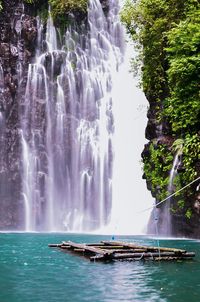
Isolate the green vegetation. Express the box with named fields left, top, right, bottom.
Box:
left=24, top=0, right=37, bottom=3
left=0, top=1, right=88, bottom=21
left=46, top=0, right=88, bottom=30
left=143, top=143, right=173, bottom=201
left=0, top=0, right=89, bottom=33
left=122, top=0, right=200, bottom=215
left=166, top=8, right=200, bottom=133
left=24, top=0, right=88, bottom=21
left=49, top=0, right=88, bottom=19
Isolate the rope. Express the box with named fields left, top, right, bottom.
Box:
left=153, top=201, right=161, bottom=258
left=149, top=252, right=154, bottom=260
left=137, top=175, right=200, bottom=259
left=138, top=252, right=145, bottom=260
left=139, top=175, right=200, bottom=213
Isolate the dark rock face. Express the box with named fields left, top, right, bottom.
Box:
left=0, top=0, right=111, bottom=230
left=100, top=0, right=109, bottom=13
left=0, top=0, right=38, bottom=229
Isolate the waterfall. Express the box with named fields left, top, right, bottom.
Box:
left=0, top=64, right=4, bottom=113
left=168, top=154, right=179, bottom=196
left=97, top=0, right=152, bottom=235
left=21, top=0, right=127, bottom=232
left=0, top=64, right=5, bottom=171
left=0, top=64, right=4, bottom=90
left=159, top=153, right=179, bottom=235
left=20, top=0, right=152, bottom=233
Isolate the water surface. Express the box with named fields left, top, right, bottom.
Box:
left=0, top=234, right=199, bottom=301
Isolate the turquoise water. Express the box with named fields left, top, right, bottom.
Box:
left=0, top=234, right=199, bottom=302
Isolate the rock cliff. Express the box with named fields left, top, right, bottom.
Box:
left=0, top=0, right=39, bottom=229
left=0, top=0, right=111, bottom=230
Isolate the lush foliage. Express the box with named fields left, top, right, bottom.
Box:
left=0, top=0, right=88, bottom=20
left=121, top=0, right=193, bottom=103
left=171, top=134, right=200, bottom=218
left=143, top=143, right=173, bottom=201
left=165, top=9, right=200, bottom=133
left=122, top=0, right=200, bottom=215
left=49, top=0, right=88, bottom=19
left=24, top=0, right=37, bottom=3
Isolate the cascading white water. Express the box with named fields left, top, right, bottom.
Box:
left=159, top=153, right=179, bottom=235
left=0, top=65, right=4, bottom=115
left=0, top=64, right=5, bottom=171
left=0, top=64, right=4, bottom=90
left=21, top=0, right=131, bottom=232
left=97, top=0, right=152, bottom=235
left=167, top=153, right=179, bottom=233
left=20, top=0, right=153, bottom=233
left=168, top=154, right=179, bottom=195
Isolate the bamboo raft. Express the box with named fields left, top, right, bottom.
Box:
left=48, top=240, right=195, bottom=262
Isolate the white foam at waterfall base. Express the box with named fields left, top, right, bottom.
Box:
left=97, top=38, right=153, bottom=236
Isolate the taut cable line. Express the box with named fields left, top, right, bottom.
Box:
left=139, top=176, right=200, bottom=213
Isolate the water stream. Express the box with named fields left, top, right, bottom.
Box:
left=0, top=64, right=5, bottom=175
left=159, top=153, right=180, bottom=235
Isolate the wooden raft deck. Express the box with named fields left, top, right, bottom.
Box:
left=48, top=240, right=195, bottom=262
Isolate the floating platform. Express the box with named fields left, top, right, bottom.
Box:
left=48, top=240, right=195, bottom=262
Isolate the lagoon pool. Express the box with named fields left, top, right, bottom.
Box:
left=0, top=233, right=199, bottom=302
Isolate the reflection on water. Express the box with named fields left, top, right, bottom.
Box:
left=0, top=234, right=199, bottom=302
